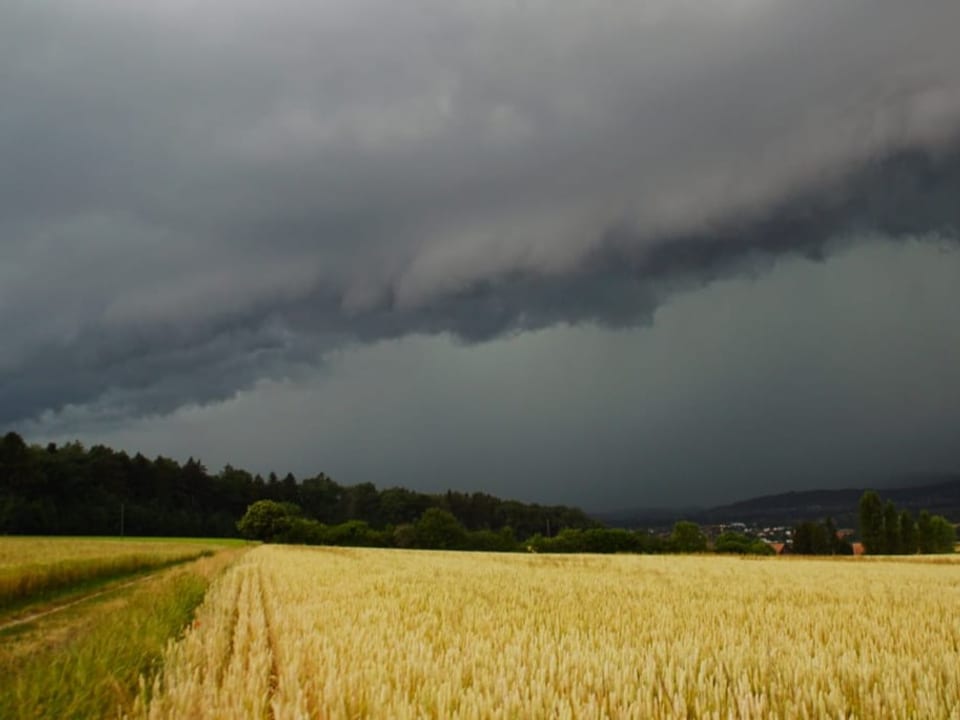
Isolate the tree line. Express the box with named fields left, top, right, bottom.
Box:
left=858, top=491, right=955, bottom=554
left=3, top=430, right=955, bottom=555
left=789, top=492, right=957, bottom=555
left=0, top=432, right=596, bottom=540
left=238, top=501, right=777, bottom=555
left=791, top=517, right=854, bottom=555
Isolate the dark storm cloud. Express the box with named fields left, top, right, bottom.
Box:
left=2, top=0, right=960, bottom=424
left=35, top=238, right=960, bottom=509
left=6, top=144, right=959, bottom=426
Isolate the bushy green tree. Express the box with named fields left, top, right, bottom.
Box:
left=236, top=500, right=302, bottom=541
left=581, top=528, right=642, bottom=553
left=414, top=508, right=467, bottom=550
left=532, top=528, right=584, bottom=553
left=379, top=487, right=432, bottom=526
left=392, top=523, right=417, bottom=548
left=465, top=526, right=518, bottom=552
left=670, top=521, right=707, bottom=553
left=638, top=532, right=667, bottom=553
left=322, top=519, right=384, bottom=547
left=929, top=515, right=956, bottom=554
left=714, top=532, right=747, bottom=554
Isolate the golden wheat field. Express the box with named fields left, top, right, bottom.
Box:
left=135, top=546, right=960, bottom=719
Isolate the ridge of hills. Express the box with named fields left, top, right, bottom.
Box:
left=594, top=474, right=960, bottom=529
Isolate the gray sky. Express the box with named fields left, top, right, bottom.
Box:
left=4, top=1, right=960, bottom=509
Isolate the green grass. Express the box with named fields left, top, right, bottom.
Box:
left=0, top=551, right=241, bottom=720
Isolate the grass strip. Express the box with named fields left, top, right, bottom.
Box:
left=0, top=551, right=213, bottom=615
left=0, top=551, right=240, bottom=720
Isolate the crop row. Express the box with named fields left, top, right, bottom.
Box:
left=137, top=547, right=960, bottom=719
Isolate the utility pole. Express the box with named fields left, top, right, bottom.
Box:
left=120, top=502, right=125, bottom=538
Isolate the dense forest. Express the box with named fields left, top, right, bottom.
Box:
left=0, top=432, right=597, bottom=540
left=3, top=431, right=955, bottom=555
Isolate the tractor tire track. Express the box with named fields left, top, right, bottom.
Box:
left=258, top=565, right=281, bottom=720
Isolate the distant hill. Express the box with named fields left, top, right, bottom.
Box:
left=598, top=475, right=960, bottom=529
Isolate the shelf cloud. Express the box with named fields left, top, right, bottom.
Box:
left=3, top=1, right=959, bottom=503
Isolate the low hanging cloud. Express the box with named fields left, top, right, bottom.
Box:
left=2, top=0, right=960, bottom=425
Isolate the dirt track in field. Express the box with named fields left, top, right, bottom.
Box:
left=0, top=573, right=151, bottom=634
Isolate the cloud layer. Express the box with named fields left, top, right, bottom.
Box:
left=3, top=0, right=960, bottom=434
left=33, top=238, right=960, bottom=508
